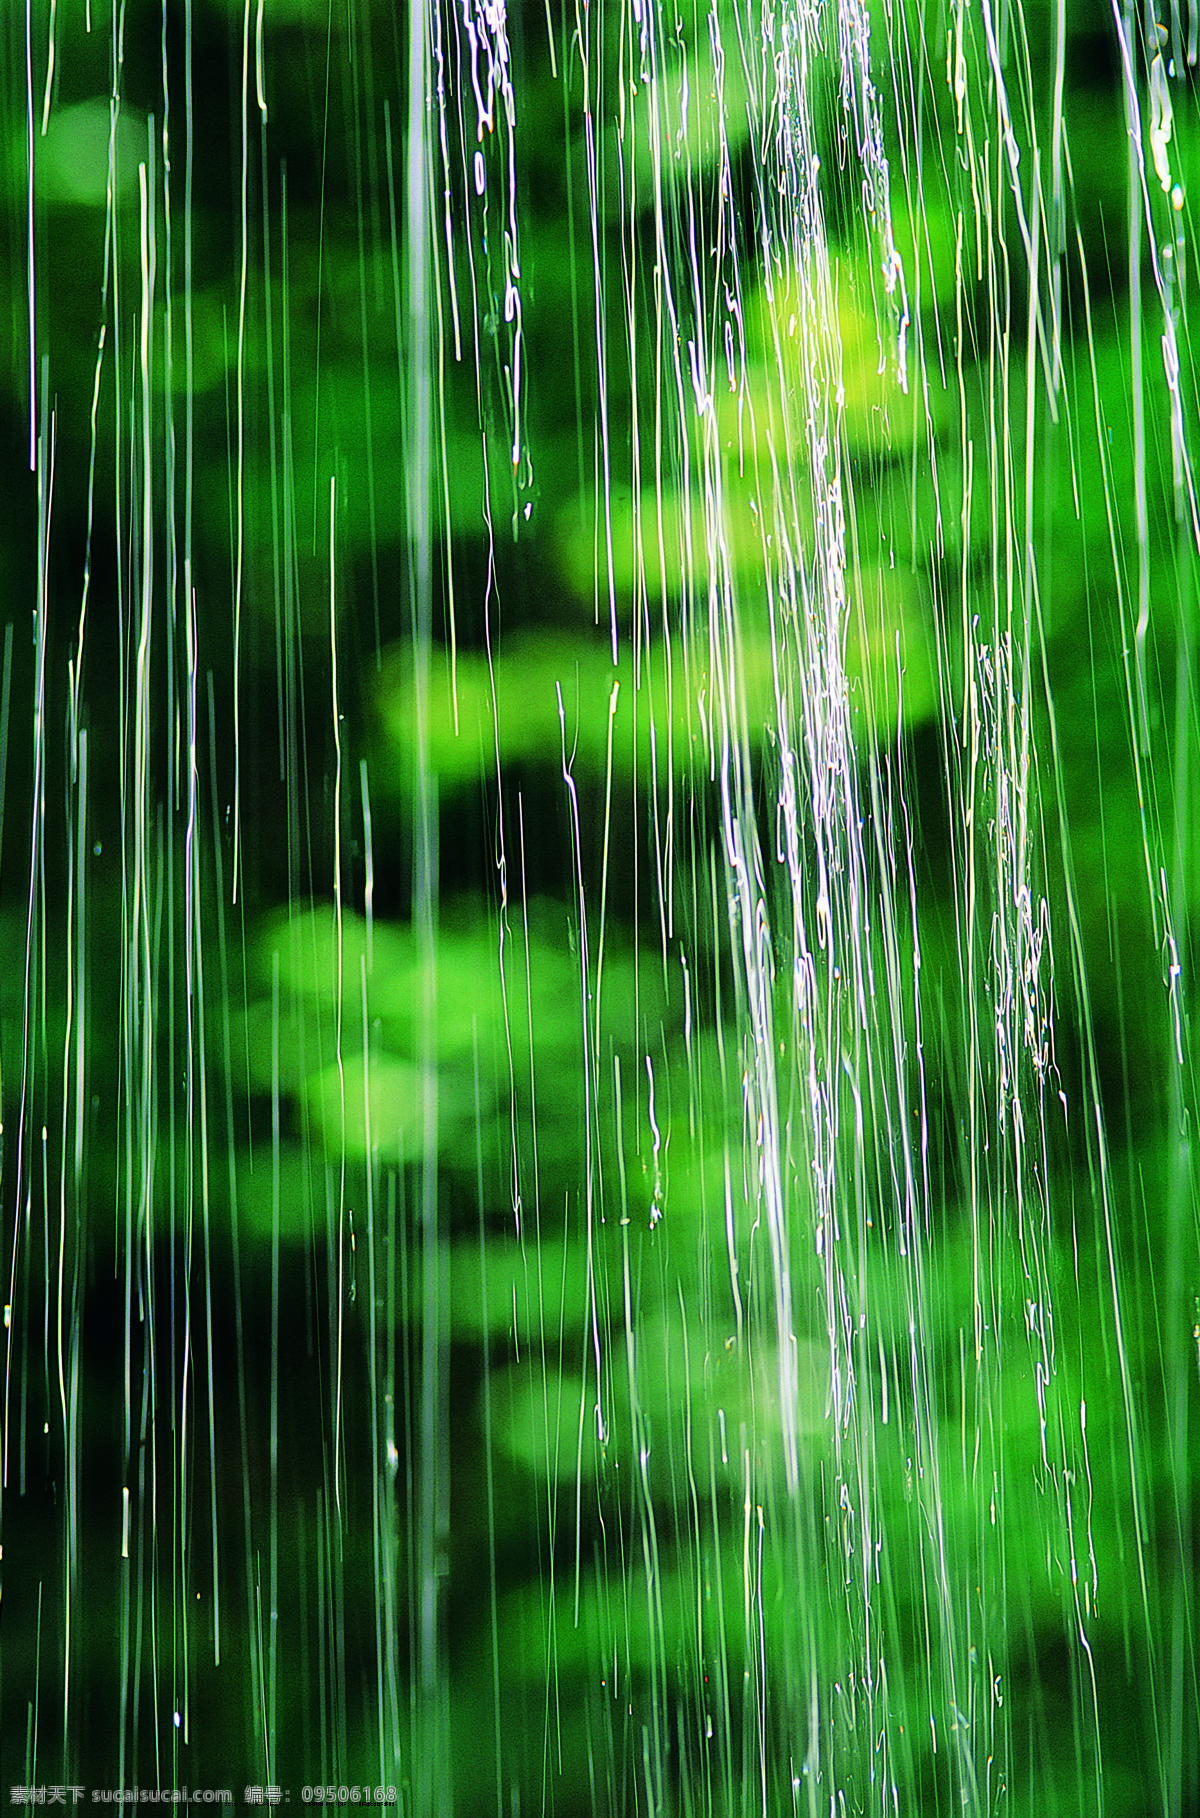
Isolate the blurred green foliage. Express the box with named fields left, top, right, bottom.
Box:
left=0, top=0, right=1196, bottom=1810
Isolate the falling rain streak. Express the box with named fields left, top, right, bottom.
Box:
left=0, top=0, right=1197, bottom=1814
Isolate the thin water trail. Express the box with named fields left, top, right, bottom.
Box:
left=0, top=0, right=1196, bottom=1812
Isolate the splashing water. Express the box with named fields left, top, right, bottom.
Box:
left=1, top=0, right=1197, bottom=1812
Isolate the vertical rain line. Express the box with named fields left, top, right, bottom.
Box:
left=1164, top=151, right=1197, bottom=1818
left=5, top=365, right=52, bottom=1512
left=135, top=137, right=162, bottom=1778
left=406, top=0, right=447, bottom=1809
left=57, top=667, right=87, bottom=1763
left=269, top=946, right=281, bottom=1775
left=331, top=470, right=347, bottom=1535
left=23, top=0, right=37, bottom=471
left=60, top=720, right=89, bottom=1774
left=360, top=756, right=403, bottom=1775
left=1111, top=0, right=1155, bottom=759
left=178, top=0, right=213, bottom=1738
left=156, top=0, right=190, bottom=1766
left=231, top=0, right=256, bottom=904
left=117, top=49, right=133, bottom=1772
